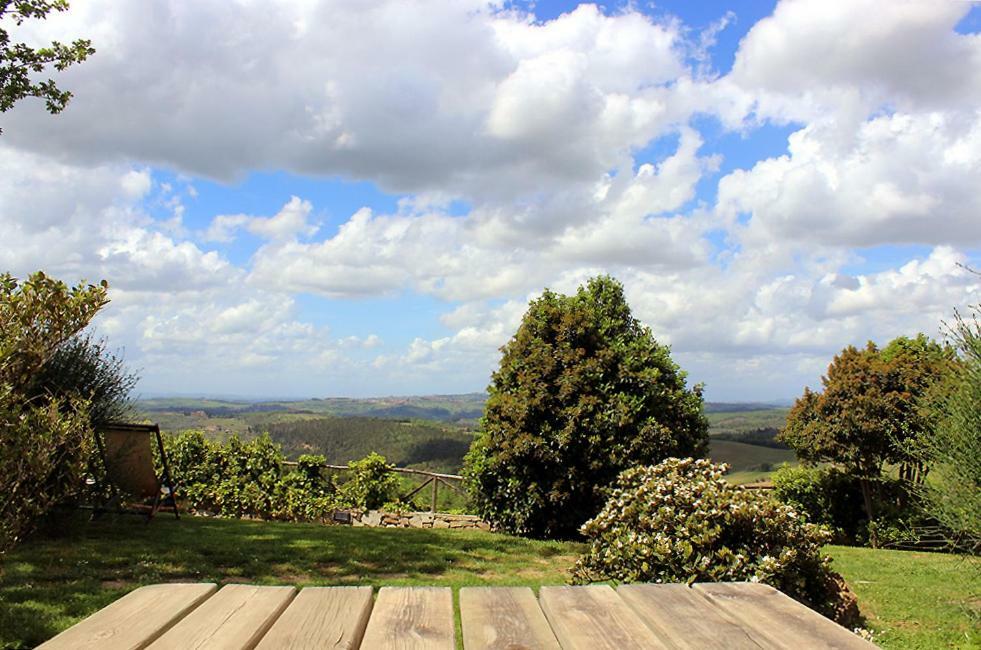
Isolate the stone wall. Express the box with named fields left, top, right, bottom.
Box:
left=348, top=509, right=490, bottom=531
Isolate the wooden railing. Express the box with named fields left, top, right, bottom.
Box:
left=281, top=461, right=465, bottom=513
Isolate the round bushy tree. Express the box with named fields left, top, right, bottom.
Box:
left=463, top=276, right=708, bottom=538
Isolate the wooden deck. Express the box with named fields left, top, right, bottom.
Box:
left=37, top=582, right=876, bottom=649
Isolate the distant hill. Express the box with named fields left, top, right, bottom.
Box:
left=137, top=394, right=796, bottom=478
left=266, top=417, right=474, bottom=474
left=138, top=393, right=486, bottom=423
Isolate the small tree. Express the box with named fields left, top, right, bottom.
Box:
left=464, top=276, right=708, bottom=539
left=780, top=335, right=954, bottom=543
left=1, top=0, right=94, bottom=134
left=0, top=271, right=108, bottom=555
left=29, top=334, right=138, bottom=425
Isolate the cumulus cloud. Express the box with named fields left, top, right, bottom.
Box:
left=2, top=0, right=979, bottom=400
left=2, top=1, right=691, bottom=201
left=727, top=0, right=981, bottom=122
left=203, top=196, right=318, bottom=242
left=717, top=112, right=981, bottom=248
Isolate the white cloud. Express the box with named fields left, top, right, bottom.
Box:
left=717, top=111, right=981, bottom=249
left=203, top=196, right=318, bottom=242
left=728, top=0, right=981, bottom=122
left=3, top=0, right=980, bottom=400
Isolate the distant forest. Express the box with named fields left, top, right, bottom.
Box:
left=266, top=417, right=475, bottom=474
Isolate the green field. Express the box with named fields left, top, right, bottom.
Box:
left=707, top=407, right=789, bottom=436
left=1, top=516, right=975, bottom=649
left=707, top=439, right=796, bottom=475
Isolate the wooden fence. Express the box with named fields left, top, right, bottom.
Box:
left=281, top=461, right=465, bottom=513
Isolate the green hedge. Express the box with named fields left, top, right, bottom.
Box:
left=161, top=431, right=401, bottom=521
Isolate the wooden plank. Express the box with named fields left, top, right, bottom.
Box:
left=617, top=584, right=763, bottom=650
left=359, top=587, right=455, bottom=650
left=692, top=583, right=877, bottom=650
left=38, top=583, right=218, bottom=650
left=538, top=585, right=668, bottom=650
left=147, top=584, right=295, bottom=649
left=254, top=586, right=373, bottom=650
left=459, top=587, right=561, bottom=650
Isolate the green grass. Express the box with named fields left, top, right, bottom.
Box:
left=0, top=515, right=580, bottom=648
left=708, top=439, right=796, bottom=473
left=706, top=407, right=789, bottom=434
left=826, top=545, right=979, bottom=649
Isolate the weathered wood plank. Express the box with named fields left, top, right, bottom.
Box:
left=254, top=586, right=373, bottom=650
left=459, top=587, right=561, bottom=650
left=147, top=584, right=295, bottom=649
left=617, top=583, right=763, bottom=650
left=539, top=585, right=668, bottom=650
left=692, top=583, right=877, bottom=650
left=38, top=583, right=218, bottom=650
left=359, top=587, right=455, bottom=650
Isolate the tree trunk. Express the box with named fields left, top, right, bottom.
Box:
left=859, top=477, right=878, bottom=548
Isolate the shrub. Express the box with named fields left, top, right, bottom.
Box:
left=336, top=452, right=401, bottom=510
left=28, top=334, right=138, bottom=426
left=0, top=272, right=108, bottom=556
left=464, top=276, right=708, bottom=539
left=772, top=465, right=866, bottom=543
left=162, top=431, right=336, bottom=522
left=572, top=458, right=856, bottom=625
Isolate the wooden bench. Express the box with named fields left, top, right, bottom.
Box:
left=38, top=582, right=877, bottom=649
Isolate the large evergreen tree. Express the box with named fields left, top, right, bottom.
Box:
left=463, top=276, right=708, bottom=539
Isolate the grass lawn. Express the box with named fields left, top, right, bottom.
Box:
left=827, top=545, right=979, bottom=649
left=1, top=515, right=977, bottom=649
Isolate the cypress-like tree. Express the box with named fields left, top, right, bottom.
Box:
left=463, top=276, right=708, bottom=539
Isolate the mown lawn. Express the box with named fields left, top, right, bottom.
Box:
left=0, top=515, right=976, bottom=649
left=828, top=545, right=979, bottom=649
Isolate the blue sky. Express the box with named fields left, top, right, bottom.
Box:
left=1, top=0, right=979, bottom=401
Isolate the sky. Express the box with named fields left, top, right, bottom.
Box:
left=1, top=0, right=980, bottom=402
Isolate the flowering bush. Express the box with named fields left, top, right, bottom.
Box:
left=572, top=458, right=857, bottom=624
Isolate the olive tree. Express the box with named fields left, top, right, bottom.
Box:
left=464, top=276, right=708, bottom=539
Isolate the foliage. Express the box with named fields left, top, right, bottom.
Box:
left=28, top=333, right=138, bottom=425
left=266, top=416, right=474, bottom=473
left=465, top=276, right=708, bottom=539
left=162, top=432, right=413, bottom=521
left=780, top=335, right=954, bottom=537
left=910, top=306, right=981, bottom=551
left=0, top=271, right=107, bottom=556
left=0, top=0, right=93, bottom=133
left=772, top=465, right=867, bottom=542
left=572, top=458, right=856, bottom=624
left=162, top=431, right=336, bottom=522
left=336, top=452, right=402, bottom=510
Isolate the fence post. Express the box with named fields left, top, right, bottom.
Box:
left=431, top=476, right=438, bottom=514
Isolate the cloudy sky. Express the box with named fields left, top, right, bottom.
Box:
left=2, top=0, right=979, bottom=401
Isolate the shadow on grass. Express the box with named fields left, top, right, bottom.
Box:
left=0, top=513, right=580, bottom=648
